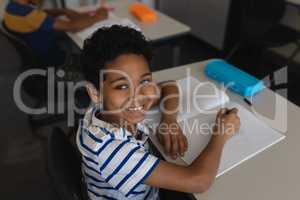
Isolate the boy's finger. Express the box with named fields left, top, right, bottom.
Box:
left=216, top=108, right=227, bottom=123
left=229, top=108, right=238, bottom=114
left=183, top=134, right=188, bottom=151
left=178, top=134, right=186, bottom=156
left=162, top=133, right=171, bottom=155
left=170, top=133, right=178, bottom=159
left=217, top=108, right=227, bottom=119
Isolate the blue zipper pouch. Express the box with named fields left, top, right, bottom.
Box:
left=204, top=60, right=265, bottom=97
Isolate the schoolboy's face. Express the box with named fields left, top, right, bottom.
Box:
left=101, top=54, right=158, bottom=124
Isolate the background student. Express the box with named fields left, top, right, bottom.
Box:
left=3, top=0, right=108, bottom=66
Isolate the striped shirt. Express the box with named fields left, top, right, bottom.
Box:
left=76, top=107, right=160, bottom=200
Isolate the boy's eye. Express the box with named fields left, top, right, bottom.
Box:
left=140, top=79, right=152, bottom=85
left=115, top=84, right=129, bottom=90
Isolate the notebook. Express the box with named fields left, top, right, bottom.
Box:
left=147, top=76, right=285, bottom=177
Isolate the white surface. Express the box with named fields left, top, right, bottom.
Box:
left=151, top=60, right=300, bottom=200
left=67, top=0, right=191, bottom=48
left=176, top=76, right=229, bottom=119
left=148, top=76, right=285, bottom=178
left=217, top=103, right=285, bottom=177
left=75, top=13, right=140, bottom=41
left=181, top=102, right=285, bottom=177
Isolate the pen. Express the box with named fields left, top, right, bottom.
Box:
left=244, top=98, right=252, bottom=106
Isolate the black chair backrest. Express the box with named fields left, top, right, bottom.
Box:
left=48, top=128, right=83, bottom=200
left=241, top=0, right=286, bottom=40
left=0, top=29, right=22, bottom=73
left=1, top=21, right=40, bottom=69
left=1, top=22, right=48, bottom=101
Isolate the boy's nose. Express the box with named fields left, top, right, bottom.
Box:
left=131, top=86, right=146, bottom=97
left=129, top=91, right=147, bottom=105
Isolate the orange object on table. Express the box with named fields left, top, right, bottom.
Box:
left=129, top=2, right=157, bottom=23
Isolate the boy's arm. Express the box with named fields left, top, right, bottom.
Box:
left=156, top=80, right=188, bottom=159
left=146, top=134, right=225, bottom=193
left=145, top=109, right=240, bottom=193
left=62, top=9, right=93, bottom=20
left=53, top=8, right=108, bottom=32
left=43, top=9, right=66, bottom=17
left=44, top=8, right=90, bottom=19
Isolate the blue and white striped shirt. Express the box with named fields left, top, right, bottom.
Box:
left=76, top=107, right=160, bottom=200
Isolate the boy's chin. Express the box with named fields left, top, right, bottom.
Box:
left=123, top=113, right=145, bottom=124
left=126, top=116, right=145, bottom=124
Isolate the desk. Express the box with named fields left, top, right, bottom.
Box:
left=67, top=0, right=191, bottom=49
left=152, top=60, right=300, bottom=200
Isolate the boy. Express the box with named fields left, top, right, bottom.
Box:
left=3, top=0, right=108, bottom=66
left=77, top=25, right=240, bottom=200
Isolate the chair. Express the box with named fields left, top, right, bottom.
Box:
left=0, top=25, right=67, bottom=139
left=0, top=27, right=22, bottom=73
left=47, top=127, right=84, bottom=200
left=1, top=22, right=87, bottom=139
left=0, top=21, right=41, bottom=68
left=226, top=0, right=300, bottom=65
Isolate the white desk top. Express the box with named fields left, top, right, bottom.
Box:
left=152, top=59, right=300, bottom=200
left=67, top=0, right=190, bottom=49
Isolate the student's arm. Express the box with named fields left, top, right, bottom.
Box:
left=145, top=108, right=240, bottom=193
left=44, top=8, right=88, bottom=20
left=156, top=81, right=188, bottom=159
left=53, top=8, right=108, bottom=32
left=43, top=9, right=66, bottom=17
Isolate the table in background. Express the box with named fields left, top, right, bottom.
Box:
left=152, top=59, right=300, bottom=200
left=66, top=0, right=191, bottom=49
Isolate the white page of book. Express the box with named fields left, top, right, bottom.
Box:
left=176, top=76, right=229, bottom=120
left=147, top=76, right=285, bottom=177
left=180, top=102, right=285, bottom=177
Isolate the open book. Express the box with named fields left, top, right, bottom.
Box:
left=146, top=76, right=285, bottom=177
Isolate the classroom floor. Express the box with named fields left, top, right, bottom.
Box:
left=1, top=34, right=300, bottom=200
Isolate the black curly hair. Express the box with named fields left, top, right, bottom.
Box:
left=81, top=25, right=153, bottom=89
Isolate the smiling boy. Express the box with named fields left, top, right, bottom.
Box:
left=77, top=25, right=240, bottom=200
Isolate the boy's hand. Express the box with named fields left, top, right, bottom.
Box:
left=95, top=7, right=109, bottom=21
left=213, top=108, right=241, bottom=141
left=157, top=118, right=188, bottom=159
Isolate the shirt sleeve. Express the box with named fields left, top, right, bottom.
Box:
left=39, top=15, right=55, bottom=31
left=97, top=139, right=160, bottom=197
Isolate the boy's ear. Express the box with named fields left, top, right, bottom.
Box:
left=86, top=82, right=102, bottom=104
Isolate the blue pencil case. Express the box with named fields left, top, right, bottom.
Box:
left=204, top=60, right=265, bottom=97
